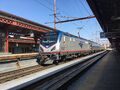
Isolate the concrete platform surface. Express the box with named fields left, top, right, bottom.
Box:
left=0, top=59, right=38, bottom=73
left=68, top=50, right=120, bottom=90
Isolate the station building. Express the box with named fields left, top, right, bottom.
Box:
left=0, top=11, right=53, bottom=54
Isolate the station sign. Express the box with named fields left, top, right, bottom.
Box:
left=100, top=32, right=106, bottom=38
left=100, top=32, right=120, bottom=38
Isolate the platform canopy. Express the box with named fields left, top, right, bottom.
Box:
left=0, top=10, right=53, bottom=36
left=87, top=0, right=120, bottom=50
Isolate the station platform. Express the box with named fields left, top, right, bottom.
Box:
left=0, top=59, right=38, bottom=73
left=0, top=53, right=11, bottom=56
left=68, top=50, right=120, bottom=90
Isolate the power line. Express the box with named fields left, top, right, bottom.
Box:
left=33, top=0, right=61, bottom=26
left=73, top=0, right=83, bottom=17
left=54, top=1, right=88, bottom=27
left=55, top=7, right=81, bottom=26
left=33, top=0, right=90, bottom=29
left=78, top=0, right=91, bottom=16
left=34, top=0, right=60, bottom=19
left=45, top=0, right=53, bottom=6
left=34, top=0, right=53, bottom=12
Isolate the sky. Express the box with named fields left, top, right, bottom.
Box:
left=0, top=0, right=108, bottom=44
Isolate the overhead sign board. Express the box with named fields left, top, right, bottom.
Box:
left=100, top=32, right=120, bottom=38
left=100, top=32, right=106, bottom=38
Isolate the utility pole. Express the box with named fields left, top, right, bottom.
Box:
left=77, top=27, right=83, bottom=38
left=54, top=0, right=57, bottom=32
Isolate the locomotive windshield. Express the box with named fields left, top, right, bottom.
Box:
left=41, top=32, right=58, bottom=47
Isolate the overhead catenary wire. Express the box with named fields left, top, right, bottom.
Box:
left=34, top=0, right=80, bottom=27
left=54, top=0, right=92, bottom=26
left=34, top=0, right=54, bottom=12
left=78, top=0, right=91, bottom=16
left=33, top=0, right=93, bottom=31
left=33, top=0, right=62, bottom=30
left=43, top=0, right=53, bottom=6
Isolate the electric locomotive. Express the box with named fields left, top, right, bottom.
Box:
left=37, top=30, right=103, bottom=65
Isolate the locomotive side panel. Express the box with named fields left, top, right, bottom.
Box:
left=91, top=41, right=102, bottom=51
left=79, top=39, right=91, bottom=50
left=59, top=34, right=82, bottom=51
left=37, top=31, right=103, bottom=65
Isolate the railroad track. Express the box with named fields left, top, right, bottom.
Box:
left=20, top=51, right=108, bottom=90
left=0, top=51, right=106, bottom=84
left=0, top=65, right=55, bottom=84
left=0, top=56, right=78, bottom=83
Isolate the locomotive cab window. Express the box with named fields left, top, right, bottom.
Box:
left=41, top=32, right=58, bottom=47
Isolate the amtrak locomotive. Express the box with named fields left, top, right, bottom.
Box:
left=37, top=30, right=103, bottom=65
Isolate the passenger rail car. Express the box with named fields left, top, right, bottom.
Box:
left=37, top=31, right=103, bottom=65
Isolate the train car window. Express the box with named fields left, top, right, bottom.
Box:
left=70, top=38, right=72, bottom=41
left=64, top=36, right=66, bottom=41
left=73, top=38, right=75, bottom=41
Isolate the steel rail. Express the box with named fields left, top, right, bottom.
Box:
left=0, top=56, right=77, bottom=83
left=0, top=53, right=85, bottom=83
left=0, top=51, right=103, bottom=84
left=0, top=65, right=55, bottom=84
